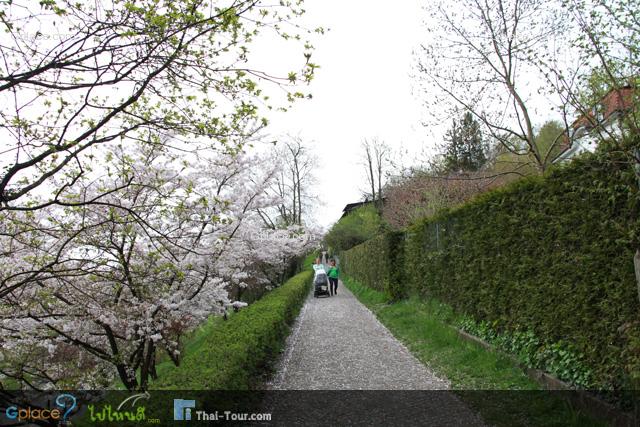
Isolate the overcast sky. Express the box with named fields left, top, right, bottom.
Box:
left=264, top=0, right=432, bottom=229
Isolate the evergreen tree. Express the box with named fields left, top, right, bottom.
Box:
left=441, top=111, right=487, bottom=173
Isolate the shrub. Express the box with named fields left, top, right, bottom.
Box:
left=458, top=317, right=594, bottom=388
left=154, top=270, right=312, bottom=389
left=382, top=170, right=500, bottom=230
left=341, top=231, right=406, bottom=301
left=324, top=205, right=383, bottom=252
left=344, top=150, right=640, bottom=389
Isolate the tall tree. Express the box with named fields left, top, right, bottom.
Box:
left=417, top=0, right=568, bottom=173
left=0, top=0, right=317, bottom=212
left=441, top=111, right=488, bottom=173
left=262, top=136, right=317, bottom=227
left=361, top=138, right=389, bottom=211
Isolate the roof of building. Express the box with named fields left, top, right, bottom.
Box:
left=554, top=85, right=636, bottom=163
left=340, top=198, right=386, bottom=218
left=341, top=200, right=370, bottom=218
left=571, top=85, right=635, bottom=131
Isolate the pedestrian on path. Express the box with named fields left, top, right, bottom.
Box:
left=327, top=259, right=339, bottom=296
left=312, top=257, right=325, bottom=274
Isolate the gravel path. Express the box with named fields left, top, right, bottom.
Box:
left=270, top=280, right=448, bottom=390
left=267, top=280, right=486, bottom=425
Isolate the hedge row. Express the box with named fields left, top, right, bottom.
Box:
left=341, top=231, right=406, bottom=300
left=154, top=269, right=312, bottom=389
left=342, top=152, right=640, bottom=389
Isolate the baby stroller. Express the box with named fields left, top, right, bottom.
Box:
left=313, top=270, right=330, bottom=298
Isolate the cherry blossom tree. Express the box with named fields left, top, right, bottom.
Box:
left=0, top=143, right=316, bottom=390
left=0, top=0, right=320, bottom=390
left=0, top=0, right=319, bottom=213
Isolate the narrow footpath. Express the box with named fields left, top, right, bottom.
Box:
left=268, top=280, right=485, bottom=425
left=271, top=281, right=449, bottom=389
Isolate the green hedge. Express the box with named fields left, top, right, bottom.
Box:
left=341, top=234, right=386, bottom=292
left=154, top=269, right=312, bottom=389
left=341, top=231, right=406, bottom=301
left=343, top=152, right=640, bottom=389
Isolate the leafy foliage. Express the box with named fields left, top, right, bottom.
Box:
left=344, top=150, right=640, bottom=389
left=341, top=231, right=405, bottom=301
left=440, top=111, right=488, bottom=173
left=324, top=205, right=383, bottom=253
left=340, top=234, right=386, bottom=293
left=458, top=317, right=593, bottom=388
left=154, top=269, right=312, bottom=389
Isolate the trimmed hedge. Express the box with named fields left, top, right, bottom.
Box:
left=341, top=234, right=387, bottom=292
left=343, top=152, right=640, bottom=389
left=154, top=269, right=312, bottom=389
left=341, top=231, right=406, bottom=301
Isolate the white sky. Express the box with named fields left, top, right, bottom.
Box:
left=0, top=0, right=432, bottom=230
left=1, top=0, right=568, bottom=230
left=252, top=0, right=574, bottom=231
left=263, top=0, right=431, bottom=229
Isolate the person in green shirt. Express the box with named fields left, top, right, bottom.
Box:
left=327, top=259, right=339, bottom=296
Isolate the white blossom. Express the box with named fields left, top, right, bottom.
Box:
left=0, top=144, right=316, bottom=389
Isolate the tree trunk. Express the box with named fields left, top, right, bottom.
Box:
left=150, top=346, right=158, bottom=380
left=635, top=152, right=640, bottom=304
left=367, top=147, right=376, bottom=203
left=291, top=170, right=297, bottom=224
left=294, top=155, right=302, bottom=225
left=139, top=339, right=154, bottom=390
left=377, top=154, right=383, bottom=211
left=633, top=249, right=640, bottom=299
left=116, top=363, right=137, bottom=391
left=297, top=170, right=302, bottom=225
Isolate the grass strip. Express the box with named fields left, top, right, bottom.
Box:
left=342, top=276, right=604, bottom=427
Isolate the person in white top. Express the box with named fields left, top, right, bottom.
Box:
left=312, top=257, right=326, bottom=275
